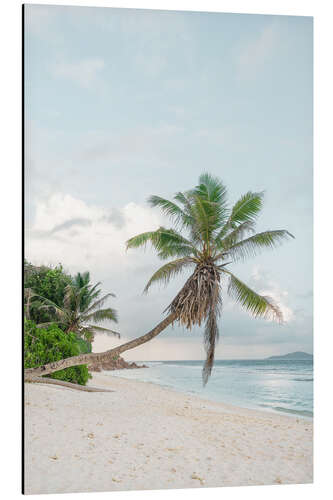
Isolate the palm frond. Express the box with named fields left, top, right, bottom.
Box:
left=229, top=191, right=264, bottom=226
left=194, top=172, right=228, bottom=206
left=215, top=220, right=255, bottom=252
left=84, top=293, right=116, bottom=315
left=86, top=325, right=120, bottom=338
left=154, top=228, right=197, bottom=259
left=87, top=282, right=102, bottom=301
left=187, top=194, right=216, bottom=245
left=63, top=284, right=77, bottom=311
left=78, top=327, right=95, bottom=342
left=144, top=258, right=195, bottom=294
left=84, top=307, right=118, bottom=324
left=225, top=270, right=283, bottom=323
left=157, top=243, right=195, bottom=260
left=73, top=271, right=90, bottom=288
left=187, top=175, right=228, bottom=240
left=147, top=195, right=190, bottom=227
left=35, top=296, right=68, bottom=321
left=126, top=230, right=159, bottom=250
left=127, top=227, right=196, bottom=258
left=216, top=191, right=264, bottom=240
left=174, top=191, right=193, bottom=212
left=225, top=230, right=294, bottom=262
left=202, top=277, right=222, bottom=386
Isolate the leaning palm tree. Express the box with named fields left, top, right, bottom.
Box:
left=126, top=173, right=294, bottom=384
left=37, top=282, right=120, bottom=342
left=24, top=174, right=294, bottom=387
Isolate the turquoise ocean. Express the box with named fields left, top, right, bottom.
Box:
left=108, top=359, right=313, bottom=419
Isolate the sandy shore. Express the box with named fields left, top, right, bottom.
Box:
left=24, top=372, right=313, bottom=494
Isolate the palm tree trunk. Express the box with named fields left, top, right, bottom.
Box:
left=24, top=312, right=177, bottom=379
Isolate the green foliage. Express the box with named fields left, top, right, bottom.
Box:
left=126, top=172, right=294, bottom=385
left=126, top=173, right=294, bottom=317
left=38, top=285, right=119, bottom=341
left=24, top=262, right=119, bottom=341
left=75, top=336, right=92, bottom=354
left=24, top=262, right=72, bottom=325
left=225, top=270, right=283, bottom=323
left=24, top=320, right=91, bottom=385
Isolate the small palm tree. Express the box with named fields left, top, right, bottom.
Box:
left=38, top=282, right=120, bottom=342
left=127, top=173, right=294, bottom=384
left=72, top=271, right=101, bottom=310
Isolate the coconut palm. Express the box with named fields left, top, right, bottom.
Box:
left=126, top=173, right=294, bottom=384
left=25, top=174, right=294, bottom=387
left=72, top=271, right=101, bottom=310
left=37, top=282, right=120, bottom=342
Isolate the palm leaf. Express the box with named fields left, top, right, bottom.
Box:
left=86, top=325, right=120, bottom=338
left=78, top=327, right=95, bottom=342
left=194, top=172, right=228, bottom=206
left=63, top=284, right=77, bottom=310
left=147, top=195, right=190, bottom=228
left=216, top=191, right=264, bottom=240
left=225, top=270, right=283, bottom=323
left=187, top=194, right=216, bottom=245
left=185, top=175, right=229, bottom=244
left=202, top=277, right=222, bottom=386
left=84, top=307, right=118, bottom=324
left=215, top=220, right=255, bottom=252
left=144, top=258, right=195, bottom=294
left=84, top=293, right=116, bottom=315
left=126, top=227, right=196, bottom=257
left=225, top=230, right=294, bottom=262
left=229, top=191, right=264, bottom=226
left=35, top=296, right=68, bottom=321
left=126, top=230, right=159, bottom=250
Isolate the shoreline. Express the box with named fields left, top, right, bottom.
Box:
left=24, top=372, right=313, bottom=494
left=106, top=368, right=313, bottom=420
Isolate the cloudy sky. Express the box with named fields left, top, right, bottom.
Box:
left=24, top=5, right=313, bottom=360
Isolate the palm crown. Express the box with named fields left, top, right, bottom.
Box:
left=37, top=279, right=120, bottom=342
left=127, top=173, right=294, bottom=385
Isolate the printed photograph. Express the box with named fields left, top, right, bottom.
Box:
left=23, top=4, right=313, bottom=494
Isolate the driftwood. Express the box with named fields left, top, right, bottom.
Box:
left=24, top=376, right=114, bottom=392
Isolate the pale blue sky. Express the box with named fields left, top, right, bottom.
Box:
left=25, top=5, right=313, bottom=359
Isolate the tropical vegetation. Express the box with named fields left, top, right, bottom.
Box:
left=24, top=262, right=119, bottom=385
left=24, top=174, right=294, bottom=387
left=24, top=320, right=91, bottom=385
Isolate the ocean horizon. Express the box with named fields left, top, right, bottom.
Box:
left=107, top=358, right=313, bottom=419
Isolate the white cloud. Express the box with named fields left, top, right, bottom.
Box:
left=26, top=193, right=165, bottom=274
left=250, top=266, right=294, bottom=323
left=25, top=195, right=308, bottom=358
left=50, top=58, right=106, bottom=89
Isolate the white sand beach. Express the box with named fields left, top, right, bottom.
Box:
left=24, top=373, right=313, bottom=494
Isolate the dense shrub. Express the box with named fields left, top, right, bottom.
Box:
left=24, top=320, right=91, bottom=385
left=75, top=337, right=92, bottom=354
left=24, top=262, right=72, bottom=325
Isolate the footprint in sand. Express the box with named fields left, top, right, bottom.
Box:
left=191, top=473, right=205, bottom=485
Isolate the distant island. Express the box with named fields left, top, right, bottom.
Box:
left=266, top=351, right=313, bottom=361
